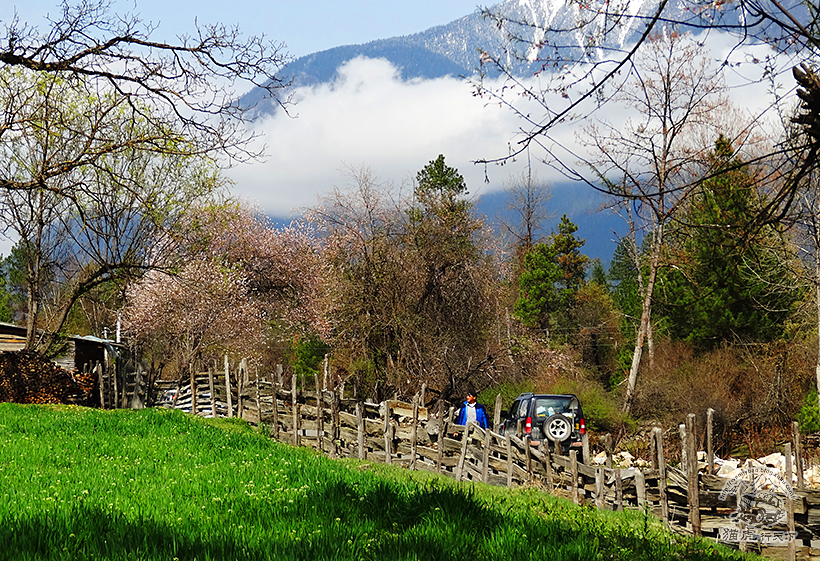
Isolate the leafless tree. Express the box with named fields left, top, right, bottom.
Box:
left=0, top=0, right=290, bottom=195
left=500, top=168, right=553, bottom=254
left=476, top=0, right=820, bottom=220
left=0, top=1, right=290, bottom=352
left=581, top=32, right=729, bottom=414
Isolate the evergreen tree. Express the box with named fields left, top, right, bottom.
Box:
left=659, top=135, right=803, bottom=347
left=514, top=215, right=588, bottom=338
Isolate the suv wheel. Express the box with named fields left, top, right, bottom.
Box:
left=544, top=414, right=571, bottom=443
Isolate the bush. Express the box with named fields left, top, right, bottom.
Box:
left=798, top=390, right=820, bottom=434
left=477, top=380, right=535, bottom=412
left=550, top=377, right=634, bottom=433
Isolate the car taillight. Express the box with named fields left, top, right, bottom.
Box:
left=579, top=418, right=586, bottom=435
left=525, top=416, right=532, bottom=434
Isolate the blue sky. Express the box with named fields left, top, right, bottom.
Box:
left=10, top=1, right=484, bottom=58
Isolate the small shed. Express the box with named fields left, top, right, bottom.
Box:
left=0, top=322, right=124, bottom=373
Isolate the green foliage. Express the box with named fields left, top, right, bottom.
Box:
left=288, top=336, right=331, bottom=378
left=550, top=377, right=635, bottom=433
left=514, top=242, right=561, bottom=329
left=658, top=136, right=803, bottom=348
left=514, top=215, right=589, bottom=336
left=589, top=258, right=608, bottom=288
left=798, top=390, right=820, bottom=434
left=0, top=273, right=15, bottom=323
left=415, top=154, right=467, bottom=199
left=477, top=380, right=536, bottom=411
left=0, top=404, right=753, bottom=561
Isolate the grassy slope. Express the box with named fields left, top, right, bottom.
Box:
left=0, top=404, right=760, bottom=561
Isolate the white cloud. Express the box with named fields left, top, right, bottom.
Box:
left=226, top=38, right=790, bottom=220
left=226, top=57, right=542, bottom=217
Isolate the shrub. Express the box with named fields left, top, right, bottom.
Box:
left=798, top=390, right=820, bottom=434
left=550, top=377, right=634, bottom=433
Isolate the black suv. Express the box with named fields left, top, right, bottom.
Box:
left=500, top=393, right=586, bottom=453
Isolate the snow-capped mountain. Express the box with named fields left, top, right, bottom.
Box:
left=241, top=0, right=752, bottom=115
left=242, top=0, right=809, bottom=117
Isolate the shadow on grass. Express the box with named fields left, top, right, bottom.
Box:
left=2, top=482, right=751, bottom=561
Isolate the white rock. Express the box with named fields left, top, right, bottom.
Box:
left=760, top=452, right=782, bottom=468
left=716, top=460, right=739, bottom=478
left=744, top=458, right=764, bottom=469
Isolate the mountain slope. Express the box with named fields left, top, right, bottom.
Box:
left=243, top=0, right=808, bottom=117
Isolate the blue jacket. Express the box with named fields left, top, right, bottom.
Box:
left=456, top=400, right=489, bottom=429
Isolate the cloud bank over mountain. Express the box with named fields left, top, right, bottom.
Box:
left=227, top=56, right=583, bottom=217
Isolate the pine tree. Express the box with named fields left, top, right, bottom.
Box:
left=659, top=135, right=803, bottom=347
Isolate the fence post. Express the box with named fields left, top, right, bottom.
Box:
left=793, top=421, right=805, bottom=490
left=112, top=359, right=119, bottom=410
left=707, top=408, right=715, bottom=475
left=582, top=432, right=590, bottom=465
left=190, top=366, right=197, bottom=415
left=291, top=375, right=299, bottom=446
left=635, top=469, right=646, bottom=508
left=131, top=365, right=144, bottom=409
left=271, top=376, right=280, bottom=440
left=330, top=389, right=339, bottom=459
left=505, top=433, right=513, bottom=487
left=208, top=367, right=216, bottom=418
left=654, top=427, right=669, bottom=526
left=615, top=468, right=623, bottom=511
left=255, top=367, right=262, bottom=428
left=96, top=362, right=105, bottom=409
left=685, top=414, right=701, bottom=536
left=315, top=374, right=324, bottom=453
left=604, top=433, right=613, bottom=468
left=410, top=394, right=419, bottom=471
left=570, top=449, right=579, bottom=505
left=481, top=426, right=491, bottom=484
left=456, top=422, right=471, bottom=481
left=295, top=402, right=302, bottom=447
left=679, top=423, right=687, bottom=470
left=541, top=441, right=553, bottom=492
left=384, top=404, right=393, bottom=465
left=224, top=355, right=233, bottom=418
left=525, top=436, right=533, bottom=483
left=595, top=467, right=604, bottom=509
left=356, top=401, right=366, bottom=460
left=786, top=442, right=796, bottom=561
left=322, top=354, right=328, bottom=392
left=435, top=402, right=446, bottom=474
left=237, top=360, right=246, bottom=420
left=493, top=393, right=503, bottom=434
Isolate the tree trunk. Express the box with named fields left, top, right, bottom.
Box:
left=816, top=250, right=820, bottom=418
left=623, top=225, right=662, bottom=414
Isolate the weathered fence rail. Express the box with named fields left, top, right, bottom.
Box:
left=149, top=368, right=820, bottom=561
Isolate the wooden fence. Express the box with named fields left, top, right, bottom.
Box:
left=147, top=365, right=820, bottom=561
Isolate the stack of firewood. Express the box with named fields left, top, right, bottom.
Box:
left=0, top=351, right=94, bottom=405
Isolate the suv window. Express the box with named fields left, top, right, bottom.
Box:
left=533, top=397, right=571, bottom=418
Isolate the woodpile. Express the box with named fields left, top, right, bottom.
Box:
left=0, top=350, right=94, bottom=405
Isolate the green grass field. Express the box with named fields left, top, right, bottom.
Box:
left=0, top=403, right=759, bottom=560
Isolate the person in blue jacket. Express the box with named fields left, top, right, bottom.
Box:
left=456, top=389, right=489, bottom=429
